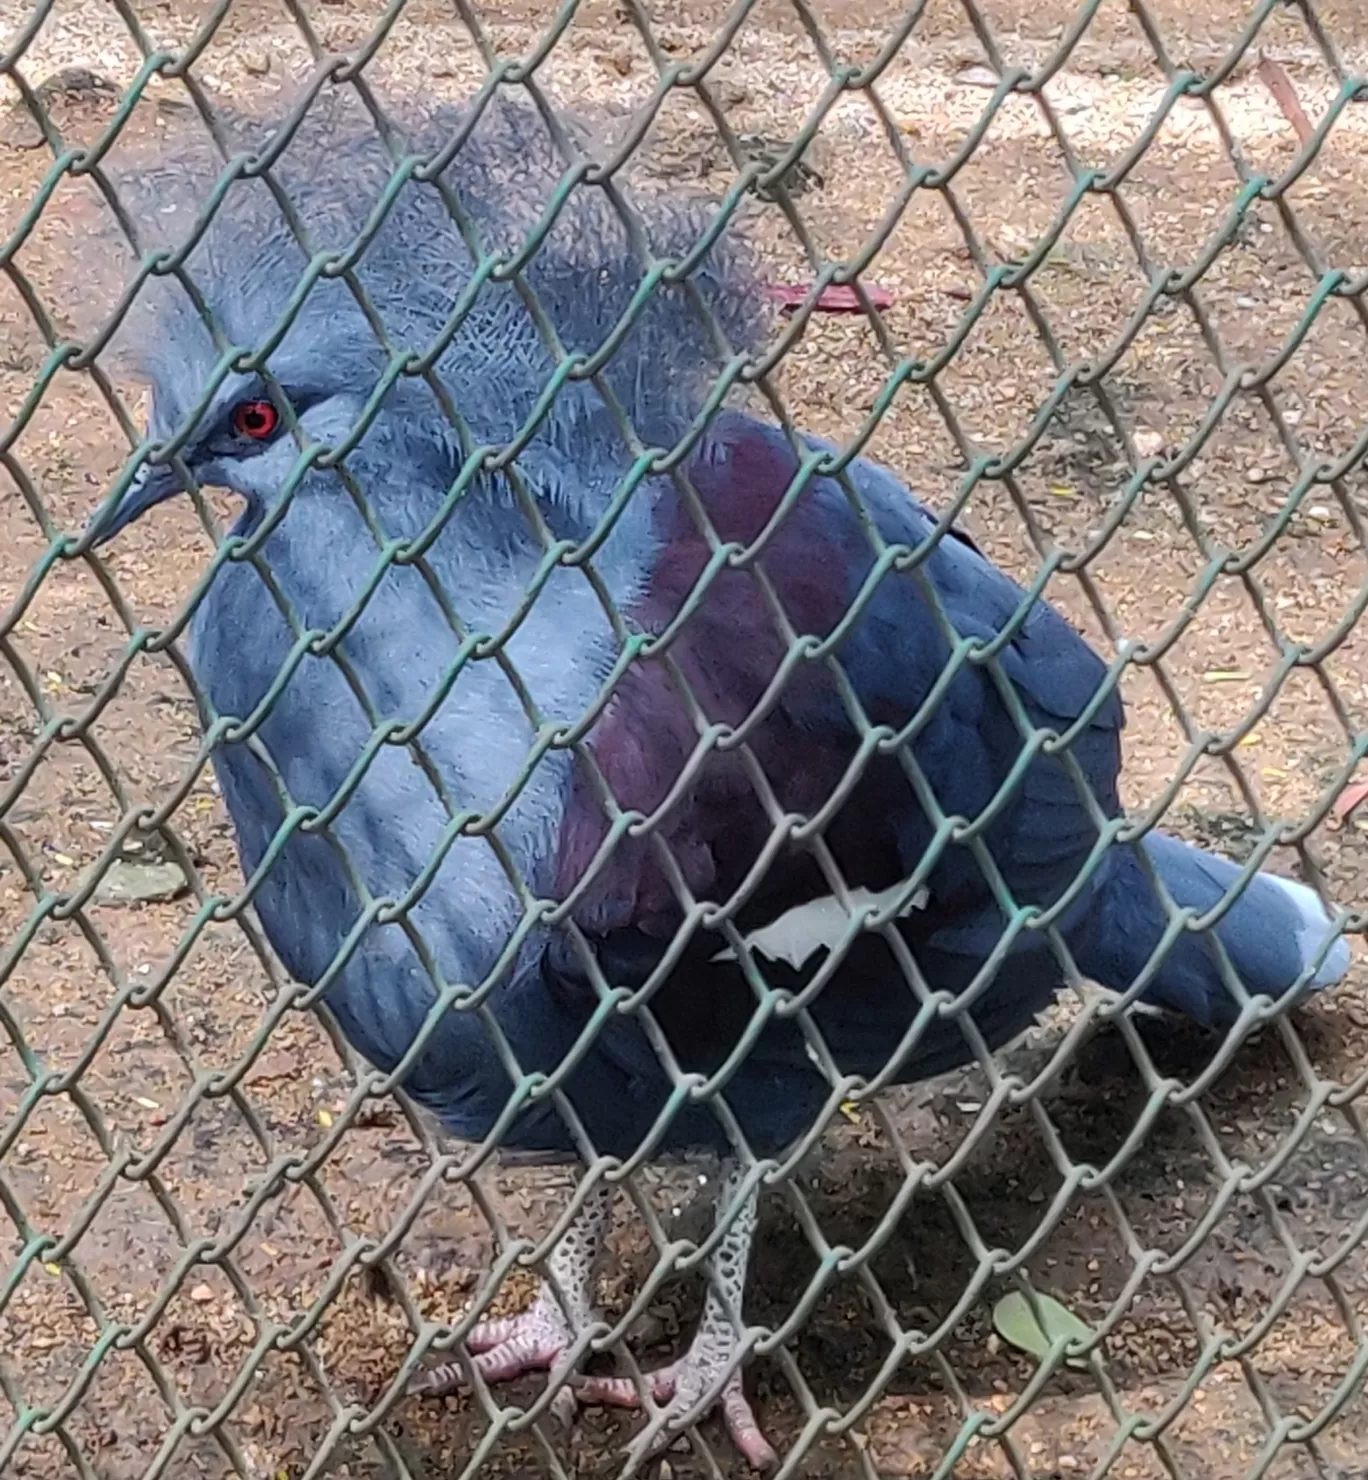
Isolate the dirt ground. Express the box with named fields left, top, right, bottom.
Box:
left=3, top=1, right=1368, bottom=1478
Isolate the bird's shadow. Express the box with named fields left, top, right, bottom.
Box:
left=689, top=1006, right=1325, bottom=1408
left=378, top=1005, right=1339, bottom=1475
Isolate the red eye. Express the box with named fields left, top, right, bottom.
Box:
left=232, top=399, right=279, bottom=440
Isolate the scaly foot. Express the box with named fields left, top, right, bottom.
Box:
left=577, top=1340, right=778, bottom=1470
left=408, top=1183, right=614, bottom=1398
left=407, top=1284, right=579, bottom=1395
left=580, top=1161, right=775, bottom=1470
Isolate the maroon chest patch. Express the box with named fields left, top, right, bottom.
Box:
left=554, top=414, right=896, bottom=937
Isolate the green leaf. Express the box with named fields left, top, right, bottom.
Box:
left=992, top=1289, right=1094, bottom=1366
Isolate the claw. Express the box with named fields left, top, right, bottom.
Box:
left=578, top=1349, right=778, bottom=1470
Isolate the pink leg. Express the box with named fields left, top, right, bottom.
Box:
left=577, top=1162, right=778, bottom=1471
left=408, top=1181, right=612, bottom=1397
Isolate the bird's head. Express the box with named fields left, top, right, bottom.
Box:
left=89, top=316, right=357, bottom=542
left=87, top=92, right=769, bottom=550
left=88, top=258, right=422, bottom=544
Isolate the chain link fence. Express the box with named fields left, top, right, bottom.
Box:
left=3, top=1, right=1368, bottom=1477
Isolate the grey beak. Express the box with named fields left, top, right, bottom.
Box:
left=85, top=461, right=187, bottom=546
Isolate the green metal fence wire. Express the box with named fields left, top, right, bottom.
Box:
left=3, top=0, right=1368, bottom=1477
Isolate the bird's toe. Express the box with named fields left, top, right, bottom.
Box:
left=718, top=1369, right=778, bottom=1469
left=666, top=1356, right=777, bottom=1470
left=405, top=1358, right=466, bottom=1400
left=578, top=1350, right=776, bottom=1470
left=469, top=1330, right=572, bottom=1384
left=573, top=1368, right=676, bottom=1409
left=408, top=1299, right=578, bottom=1396
left=467, top=1303, right=575, bottom=1366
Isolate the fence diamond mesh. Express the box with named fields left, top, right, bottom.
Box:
left=2, top=2, right=1368, bottom=1478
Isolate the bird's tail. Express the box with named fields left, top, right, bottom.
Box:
left=1068, top=830, right=1351, bottom=1028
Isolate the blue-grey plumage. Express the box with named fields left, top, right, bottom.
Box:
left=86, top=91, right=1351, bottom=1465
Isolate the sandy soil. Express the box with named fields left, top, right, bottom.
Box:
left=2, top=2, right=1368, bottom=1478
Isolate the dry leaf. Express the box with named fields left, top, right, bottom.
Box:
left=955, top=64, right=1000, bottom=89
left=766, top=283, right=895, bottom=314
left=1256, top=54, right=1314, bottom=146
left=1331, top=779, right=1368, bottom=827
